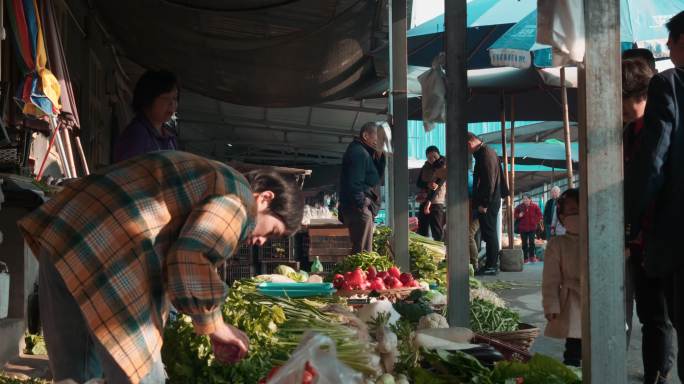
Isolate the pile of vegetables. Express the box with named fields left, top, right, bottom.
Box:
left=332, top=266, right=421, bottom=291
left=162, top=279, right=376, bottom=383
left=332, top=251, right=394, bottom=276
left=470, top=298, right=521, bottom=333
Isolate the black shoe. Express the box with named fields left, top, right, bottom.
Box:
left=474, top=267, right=487, bottom=276
left=483, top=268, right=498, bottom=276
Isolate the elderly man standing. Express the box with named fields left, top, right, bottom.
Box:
left=468, top=132, right=507, bottom=276
left=544, top=186, right=563, bottom=239
left=416, top=146, right=447, bottom=241
left=339, top=122, right=386, bottom=253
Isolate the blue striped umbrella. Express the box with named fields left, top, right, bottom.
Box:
left=489, top=0, right=684, bottom=68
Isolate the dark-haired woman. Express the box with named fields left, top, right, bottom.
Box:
left=18, top=151, right=304, bottom=383
left=113, top=69, right=179, bottom=163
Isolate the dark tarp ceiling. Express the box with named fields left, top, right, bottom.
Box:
left=94, top=0, right=384, bottom=107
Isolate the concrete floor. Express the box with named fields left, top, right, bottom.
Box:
left=480, top=261, right=679, bottom=384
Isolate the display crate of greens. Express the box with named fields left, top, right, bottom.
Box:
left=258, top=236, right=295, bottom=261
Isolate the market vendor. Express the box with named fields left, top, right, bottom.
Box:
left=338, top=121, right=386, bottom=253
left=17, top=151, right=304, bottom=384
left=113, top=69, right=179, bottom=163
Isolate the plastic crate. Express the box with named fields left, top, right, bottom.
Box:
left=258, top=236, right=295, bottom=261
left=235, top=243, right=254, bottom=262
left=219, top=261, right=255, bottom=285
left=260, top=261, right=300, bottom=275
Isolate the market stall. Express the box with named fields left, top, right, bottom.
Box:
left=163, top=226, right=582, bottom=384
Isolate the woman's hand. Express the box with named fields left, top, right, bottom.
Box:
left=545, top=313, right=558, bottom=322
left=210, top=322, right=250, bottom=364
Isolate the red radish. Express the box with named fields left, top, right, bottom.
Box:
left=399, top=272, right=413, bottom=285
left=367, top=266, right=377, bottom=280
left=341, top=281, right=353, bottom=291
left=409, top=280, right=421, bottom=288
left=362, top=281, right=372, bottom=290
left=392, top=279, right=404, bottom=289
left=377, top=271, right=389, bottom=280
left=350, top=268, right=366, bottom=284
left=332, top=274, right=345, bottom=289
left=369, top=278, right=386, bottom=291
left=388, top=266, right=401, bottom=278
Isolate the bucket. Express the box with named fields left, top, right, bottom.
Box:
left=0, top=261, right=9, bottom=319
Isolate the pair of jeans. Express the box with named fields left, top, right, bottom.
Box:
left=478, top=199, right=501, bottom=269
left=38, top=250, right=166, bottom=384
left=520, top=231, right=536, bottom=260
left=626, top=247, right=675, bottom=384
left=340, top=205, right=374, bottom=253
left=469, top=219, right=481, bottom=269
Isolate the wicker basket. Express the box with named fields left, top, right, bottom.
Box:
left=335, top=287, right=420, bottom=302
left=472, top=333, right=532, bottom=362
left=482, top=323, right=540, bottom=351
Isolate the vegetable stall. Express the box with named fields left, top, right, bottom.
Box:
left=160, top=227, right=582, bottom=384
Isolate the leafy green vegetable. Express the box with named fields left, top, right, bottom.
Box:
left=0, top=373, right=49, bottom=384
left=274, top=265, right=297, bottom=276
left=393, top=290, right=434, bottom=323
left=373, top=226, right=393, bottom=257
left=491, top=354, right=582, bottom=384
left=409, top=242, right=446, bottom=287
left=332, top=251, right=394, bottom=274
left=391, top=319, right=421, bottom=374
left=420, top=349, right=494, bottom=384
left=470, top=298, right=520, bottom=333
left=23, top=334, right=46, bottom=355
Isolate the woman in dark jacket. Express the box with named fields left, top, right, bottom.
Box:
left=113, top=70, right=179, bottom=163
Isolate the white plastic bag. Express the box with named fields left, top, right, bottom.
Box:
left=417, top=53, right=447, bottom=132
left=537, top=0, right=585, bottom=67
left=266, top=332, right=364, bottom=384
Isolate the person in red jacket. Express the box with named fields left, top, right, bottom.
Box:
left=515, top=194, right=543, bottom=263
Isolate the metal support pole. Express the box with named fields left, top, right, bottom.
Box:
left=499, top=93, right=513, bottom=248
left=389, top=0, right=409, bottom=272
left=510, top=95, right=516, bottom=210
left=445, top=0, right=470, bottom=327
left=580, top=0, right=626, bottom=381
left=561, top=67, right=574, bottom=188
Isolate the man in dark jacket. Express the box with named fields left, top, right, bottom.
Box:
left=468, top=132, right=505, bottom=275
left=339, top=122, right=386, bottom=253
left=624, top=11, right=684, bottom=381
left=416, top=146, right=447, bottom=241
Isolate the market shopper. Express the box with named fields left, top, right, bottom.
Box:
left=113, top=69, right=179, bottom=163
left=542, top=188, right=582, bottom=367
left=338, top=122, right=386, bottom=253
left=416, top=146, right=447, bottom=241
left=18, top=151, right=304, bottom=384
left=468, top=132, right=507, bottom=276
left=515, top=194, right=543, bottom=263
left=625, top=11, right=684, bottom=382
left=543, top=186, right=563, bottom=239
left=622, top=56, right=675, bottom=382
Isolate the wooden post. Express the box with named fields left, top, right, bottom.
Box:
left=389, top=0, right=409, bottom=272
left=580, top=0, right=626, bottom=381
left=561, top=67, right=574, bottom=188
left=510, top=95, right=516, bottom=220
left=445, top=0, right=470, bottom=327
left=499, top=93, right=513, bottom=248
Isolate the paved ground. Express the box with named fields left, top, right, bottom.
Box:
left=480, top=261, right=679, bottom=384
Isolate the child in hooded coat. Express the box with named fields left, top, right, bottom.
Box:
left=542, top=188, right=582, bottom=367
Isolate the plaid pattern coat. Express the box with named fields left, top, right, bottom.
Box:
left=18, top=151, right=255, bottom=382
